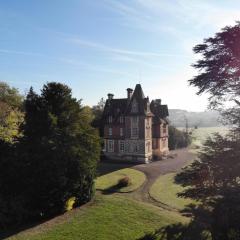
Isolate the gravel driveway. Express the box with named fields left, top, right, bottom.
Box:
left=98, top=148, right=196, bottom=209
left=129, top=148, right=196, bottom=208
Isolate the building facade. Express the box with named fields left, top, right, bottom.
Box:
left=102, top=84, right=169, bottom=163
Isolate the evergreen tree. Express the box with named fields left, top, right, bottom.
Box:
left=21, top=82, right=100, bottom=219
left=91, top=98, right=105, bottom=137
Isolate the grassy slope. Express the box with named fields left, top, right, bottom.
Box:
left=150, top=173, right=196, bottom=210
left=149, top=127, right=227, bottom=211
left=8, top=195, right=187, bottom=240
left=95, top=168, right=146, bottom=192
left=191, top=127, right=229, bottom=148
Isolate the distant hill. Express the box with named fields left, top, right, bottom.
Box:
left=168, top=109, right=223, bottom=128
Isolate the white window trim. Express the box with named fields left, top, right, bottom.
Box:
left=108, top=140, right=114, bottom=152
left=120, top=116, right=124, bottom=123
left=131, top=117, right=139, bottom=138
left=120, top=128, right=123, bottom=136
left=119, top=140, right=125, bottom=153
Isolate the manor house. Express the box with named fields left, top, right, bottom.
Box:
left=102, top=84, right=169, bottom=163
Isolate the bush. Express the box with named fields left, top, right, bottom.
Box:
left=117, top=176, right=131, bottom=188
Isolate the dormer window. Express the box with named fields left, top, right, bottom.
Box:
left=131, top=99, right=138, bottom=113
left=108, top=116, right=113, bottom=123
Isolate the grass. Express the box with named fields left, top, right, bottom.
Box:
left=8, top=195, right=188, bottom=240
left=95, top=168, right=146, bottom=193
left=190, top=127, right=229, bottom=149
left=150, top=173, right=197, bottom=210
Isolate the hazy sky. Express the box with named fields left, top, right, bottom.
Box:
left=1, top=0, right=240, bottom=111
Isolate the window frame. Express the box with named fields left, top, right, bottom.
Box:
left=119, top=140, right=125, bottom=153
left=108, top=140, right=114, bottom=152
left=120, top=127, right=124, bottom=136
left=109, top=127, right=112, bottom=136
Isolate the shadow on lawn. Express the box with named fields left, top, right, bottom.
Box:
left=0, top=216, right=57, bottom=240
left=137, top=204, right=211, bottom=240
left=100, top=184, right=123, bottom=195
left=100, top=180, right=131, bottom=195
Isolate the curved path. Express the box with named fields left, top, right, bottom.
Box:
left=127, top=148, right=196, bottom=209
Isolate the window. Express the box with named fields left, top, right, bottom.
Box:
left=108, top=116, right=112, bottom=123
left=108, top=140, right=114, bottom=152
left=131, top=99, right=138, bottom=113
left=132, top=127, right=138, bottom=138
left=120, top=115, right=124, bottom=123
left=146, top=128, right=150, bottom=138
left=133, top=143, right=139, bottom=153
left=148, top=142, right=151, bottom=152
left=146, top=142, right=151, bottom=153
left=131, top=116, right=139, bottom=138
left=109, top=127, right=112, bottom=136
left=162, top=138, right=166, bottom=148
left=163, top=124, right=167, bottom=134
left=132, top=116, right=138, bottom=124
left=119, top=140, right=125, bottom=152
left=120, top=128, right=124, bottom=136
left=146, top=118, right=151, bottom=138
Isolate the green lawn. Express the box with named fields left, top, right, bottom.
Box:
left=95, top=168, right=146, bottom=193
left=150, top=173, right=197, bottom=210
left=190, top=127, right=229, bottom=149
left=8, top=195, right=188, bottom=240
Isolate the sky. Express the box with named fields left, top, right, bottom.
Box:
left=1, top=0, right=240, bottom=111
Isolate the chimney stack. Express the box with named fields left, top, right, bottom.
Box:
left=127, top=88, right=133, bottom=99
left=107, top=93, right=114, bottom=100
left=155, top=99, right=161, bottom=105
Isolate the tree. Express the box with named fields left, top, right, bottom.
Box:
left=0, top=82, right=24, bottom=143
left=176, top=22, right=240, bottom=239
left=141, top=22, right=240, bottom=240
left=0, top=82, right=23, bottom=108
left=91, top=97, right=105, bottom=137
left=168, top=126, right=191, bottom=150
left=22, top=83, right=100, bottom=219
left=0, top=82, right=101, bottom=228
left=189, top=22, right=240, bottom=108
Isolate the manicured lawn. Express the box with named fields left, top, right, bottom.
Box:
left=150, top=173, right=197, bottom=210
left=95, top=168, right=146, bottom=193
left=8, top=195, right=187, bottom=240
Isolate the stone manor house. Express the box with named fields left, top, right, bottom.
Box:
left=102, top=84, right=169, bottom=163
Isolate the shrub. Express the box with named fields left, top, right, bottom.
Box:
left=65, top=197, right=76, bottom=211
left=117, top=176, right=131, bottom=188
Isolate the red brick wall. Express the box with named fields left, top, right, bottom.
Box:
left=104, top=125, right=125, bottom=139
